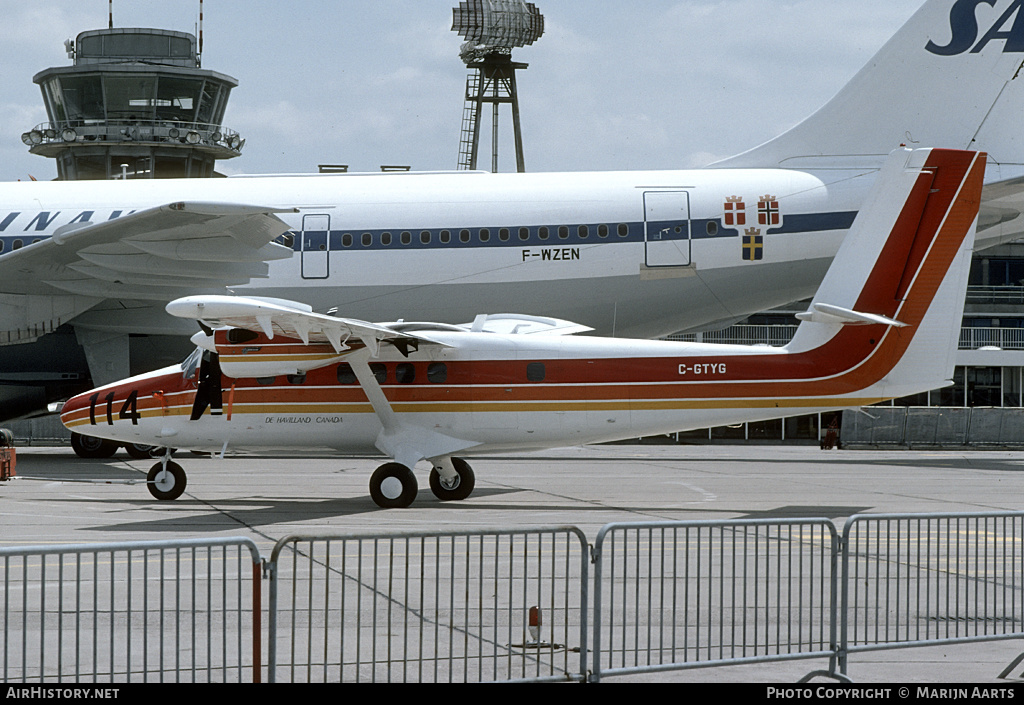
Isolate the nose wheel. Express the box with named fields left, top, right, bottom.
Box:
left=369, top=463, right=418, bottom=509
left=147, top=460, right=187, bottom=501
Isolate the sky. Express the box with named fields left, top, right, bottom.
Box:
left=0, top=0, right=926, bottom=181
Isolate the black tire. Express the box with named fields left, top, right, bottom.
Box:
left=147, top=461, right=187, bottom=501
left=429, top=458, right=475, bottom=501
left=369, top=463, right=418, bottom=509
left=70, top=432, right=119, bottom=459
left=125, top=443, right=159, bottom=459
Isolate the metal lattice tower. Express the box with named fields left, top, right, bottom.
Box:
left=452, top=1, right=544, bottom=172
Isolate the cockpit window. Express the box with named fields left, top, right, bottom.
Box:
left=181, top=347, right=202, bottom=381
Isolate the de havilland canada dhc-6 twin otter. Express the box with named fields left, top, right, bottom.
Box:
left=60, top=147, right=985, bottom=508
left=7, top=0, right=1024, bottom=430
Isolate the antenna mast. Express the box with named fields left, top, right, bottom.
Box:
left=108, top=0, right=113, bottom=29
left=198, top=0, right=204, bottom=66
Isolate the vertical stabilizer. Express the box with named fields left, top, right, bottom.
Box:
left=788, top=148, right=985, bottom=399
left=714, top=1, right=1024, bottom=169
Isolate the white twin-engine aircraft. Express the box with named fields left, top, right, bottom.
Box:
left=61, top=148, right=984, bottom=508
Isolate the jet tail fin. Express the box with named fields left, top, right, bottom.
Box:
left=714, top=1, right=1024, bottom=170
left=788, top=147, right=985, bottom=400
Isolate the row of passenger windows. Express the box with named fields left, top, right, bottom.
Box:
left=298, top=224, right=634, bottom=249
left=255, top=362, right=548, bottom=386
left=0, top=238, right=40, bottom=253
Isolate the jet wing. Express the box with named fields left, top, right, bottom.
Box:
left=0, top=202, right=296, bottom=345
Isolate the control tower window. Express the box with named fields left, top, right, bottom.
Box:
left=105, top=76, right=157, bottom=121
left=156, top=77, right=202, bottom=123
left=197, top=82, right=226, bottom=126
left=59, top=76, right=104, bottom=124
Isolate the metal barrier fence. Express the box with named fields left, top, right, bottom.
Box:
left=0, top=538, right=262, bottom=683
left=590, top=519, right=840, bottom=682
left=5, top=514, right=1024, bottom=682
left=841, top=513, right=1024, bottom=678
left=267, top=527, right=589, bottom=683
left=841, top=407, right=1024, bottom=447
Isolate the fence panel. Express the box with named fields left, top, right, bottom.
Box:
left=0, top=537, right=263, bottom=683
left=267, top=527, right=589, bottom=683
left=841, top=513, right=1024, bottom=674
left=591, top=519, right=839, bottom=682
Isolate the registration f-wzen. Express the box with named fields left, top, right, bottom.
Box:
left=6, top=0, right=1024, bottom=426
left=60, top=147, right=984, bottom=508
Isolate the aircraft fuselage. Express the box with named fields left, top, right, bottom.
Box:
left=0, top=167, right=863, bottom=343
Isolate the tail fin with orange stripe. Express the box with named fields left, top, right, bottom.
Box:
left=788, top=147, right=984, bottom=401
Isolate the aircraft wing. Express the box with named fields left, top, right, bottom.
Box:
left=166, top=294, right=448, bottom=362
left=0, top=202, right=296, bottom=345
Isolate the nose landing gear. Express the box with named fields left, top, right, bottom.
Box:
left=147, top=458, right=187, bottom=501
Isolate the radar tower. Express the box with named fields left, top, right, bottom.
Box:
left=452, top=1, right=544, bottom=173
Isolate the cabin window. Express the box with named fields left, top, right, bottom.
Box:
left=499, top=228, right=510, bottom=241
left=396, top=363, right=416, bottom=384
left=361, top=232, right=373, bottom=247
left=519, top=227, right=531, bottom=241
left=558, top=226, right=569, bottom=240
left=460, top=229, right=471, bottom=243
left=401, top=231, right=412, bottom=245
left=479, top=228, right=490, bottom=243
left=420, top=231, right=431, bottom=245
left=578, top=225, right=589, bottom=239
left=427, top=362, right=448, bottom=384
left=538, top=226, right=549, bottom=240
left=336, top=363, right=357, bottom=385
left=598, top=224, right=609, bottom=238
left=707, top=221, right=719, bottom=236
left=256, top=376, right=276, bottom=386
left=12, top=240, right=22, bottom=250
left=226, top=328, right=259, bottom=344
left=526, top=362, right=546, bottom=382
left=287, top=373, right=306, bottom=385
left=341, top=233, right=353, bottom=247
left=439, top=230, right=450, bottom=244
left=382, top=232, right=395, bottom=246
left=618, top=223, right=629, bottom=237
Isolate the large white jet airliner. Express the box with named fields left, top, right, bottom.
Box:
left=3, top=0, right=1024, bottom=420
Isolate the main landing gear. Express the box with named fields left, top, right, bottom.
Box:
left=70, top=432, right=163, bottom=460
left=369, top=457, right=476, bottom=509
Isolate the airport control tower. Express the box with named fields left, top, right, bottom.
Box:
left=23, top=26, right=243, bottom=180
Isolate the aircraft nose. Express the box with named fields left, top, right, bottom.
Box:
left=60, top=389, right=94, bottom=430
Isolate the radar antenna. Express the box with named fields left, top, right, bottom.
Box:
left=452, top=1, right=544, bottom=172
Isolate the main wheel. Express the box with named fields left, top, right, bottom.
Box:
left=147, top=461, right=187, bottom=501
left=71, top=432, right=119, bottom=459
left=429, top=458, right=476, bottom=501
left=369, top=463, right=418, bottom=509
left=125, top=443, right=159, bottom=459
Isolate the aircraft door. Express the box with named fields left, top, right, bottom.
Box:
left=301, top=214, right=331, bottom=279
left=644, top=191, right=690, bottom=267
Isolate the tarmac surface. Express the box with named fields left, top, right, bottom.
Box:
left=5, top=441, right=1024, bottom=685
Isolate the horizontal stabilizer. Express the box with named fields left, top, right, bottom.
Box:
left=795, top=303, right=907, bottom=328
